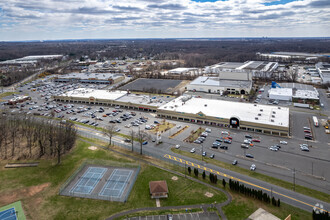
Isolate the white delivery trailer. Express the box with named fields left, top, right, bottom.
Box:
left=312, top=116, right=319, bottom=127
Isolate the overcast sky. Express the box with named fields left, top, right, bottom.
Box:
left=0, top=0, right=329, bottom=41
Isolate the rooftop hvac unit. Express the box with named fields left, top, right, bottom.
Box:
left=272, top=115, right=275, bottom=118
left=278, top=107, right=281, bottom=109
left=175, top=105, right=178, bottom=107
left=271, top=119, right=274, bottom=122
left=254, top=104, right=257, bottom=107
left=258, top=113, right=261, bottom=116
left=273, top=111, right=276, bottom=114
left=205, top=104, right=207, bottom=107
left=260, top=109, right=263, bottom=112
left=255, top=117, right=258, bottom=120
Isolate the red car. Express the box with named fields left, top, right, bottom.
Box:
left=226, top=136, right=233, bottom=140
left=252, top=139, right=260, bottom=142
left=304, top=130, right=311, bottom=133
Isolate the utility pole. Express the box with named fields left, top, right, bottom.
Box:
left=312, top=162, right=314, bottom=176
left=185, top=161, right=186, bottom=178
left=293, top=168, right=296, bottom=191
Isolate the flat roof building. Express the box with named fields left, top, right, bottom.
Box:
left=316, top=62, right=330, bottom=84
left=53, top=90, right=290, bottom=136
left=187, top=76, right=252, bottom=95
left=157, top=96, right=289, bottom=136
left=54, top=72, right=125, bottom=84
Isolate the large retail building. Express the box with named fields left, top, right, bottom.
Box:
left=53, top=89, right=289, bottom=136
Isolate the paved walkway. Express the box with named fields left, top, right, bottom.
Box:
left=79, top=138, right=232, bottom=220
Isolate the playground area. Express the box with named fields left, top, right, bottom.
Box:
left=59, top=164, right=139, bottom=202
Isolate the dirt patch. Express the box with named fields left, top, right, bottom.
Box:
left=171, top=176, right=178, bottom=181
left=0, top=183, right=50, bottom=205
left=88, top=146, right=98, bottom=151
left=205, top=192, right=214, bottom=198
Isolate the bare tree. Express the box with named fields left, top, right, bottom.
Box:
left=103, top=124, right=117, bottom=147
left=136, top=127, right=150, bottom=155
left=129, top=129, right=135, bottom=152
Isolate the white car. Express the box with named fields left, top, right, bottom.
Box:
left=250, top=164, right=256, bottom=171
left=190, top=148, right=196, bottom=153
left=175, top=144, right=180, bottom=149
left=280, top=141, right=287, bottom=145
left=244, top=139, right=252, bottom=144
left=221, top=131, right=229, bottom=135
left=269, top=146, right=278, bottom=151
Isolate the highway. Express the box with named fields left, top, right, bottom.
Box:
left=75, top=124, right=330, bottom=214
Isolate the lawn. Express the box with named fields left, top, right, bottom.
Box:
left=223, top=193, right=311, bottom=220
left=171, top=148, right=330, bottom=204
left=0, top=92, right=17, bottom=101
left=151, top=120, right=175, bottom=134
left=0, top=140, right=226, bottom=220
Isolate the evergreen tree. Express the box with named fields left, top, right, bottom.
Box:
left=222, top=179, right=226, bottom=188
left=202, top=170, right=206, bottom=179
left=188, top=166, right=191, bottom=175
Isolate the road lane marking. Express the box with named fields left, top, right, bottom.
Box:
left=164, top=154, right=328, bottom=213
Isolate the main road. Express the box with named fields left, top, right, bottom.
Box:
left=75, top=124, right=330, bottom=214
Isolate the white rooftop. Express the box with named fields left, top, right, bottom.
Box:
left=57, top=72, right=124, bottom=80
left=293, top=89, right=319, bottom=100
left=59, top=88, right=126, bottom=100
left=168, top=68, right=198, bottom=74
left=158, top=96, right=289, bottom=128
left=268, top=88, right=293, bottom=97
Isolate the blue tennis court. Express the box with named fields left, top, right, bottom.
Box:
left=0, top=207, right=17, bottom=220
left=99, top=169, right=133, bottom=198
left=70, top=167, right=107, bottom=195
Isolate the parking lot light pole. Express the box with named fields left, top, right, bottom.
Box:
left=201, top=144, right=203, bottom=161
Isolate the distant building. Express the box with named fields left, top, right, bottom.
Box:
left=268, top=88, right=293, bottom=101
left=316, top=62, right=330, bottom=84
left=54, top=72, right=125, bottom=84
left=149, top=181, right=168, bottom=199
left=205, top=61, right=278, bottom=79
left=187, top=76, right=252, bottom=95
left=167, top=68, right=200, bottom=76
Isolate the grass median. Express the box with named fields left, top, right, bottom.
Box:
left=171, top=148, right=330, bottom=203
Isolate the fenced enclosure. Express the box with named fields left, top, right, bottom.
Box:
left=59, top=159, right=140, bottom=202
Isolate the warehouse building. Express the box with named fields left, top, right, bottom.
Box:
left=205, top=61, right=278, bottom=79
left=186, top=76, right=252, bottom=95
left=316, top=62, right=330, bottom=84
left=54, top=72, right=125, bottom=84
left=157, top=96, right=289, bottom=136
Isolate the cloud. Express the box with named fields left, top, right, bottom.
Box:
left=0, top=0, right=329, bottom=40
left=308, top=0, right=330, bottom=7
left=147, top=3, right=187, bottom=10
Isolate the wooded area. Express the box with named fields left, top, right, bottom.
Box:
left=0, top=114, right=77, bottom=164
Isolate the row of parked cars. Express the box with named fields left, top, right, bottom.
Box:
left=303, top=126, right=313, bottom=140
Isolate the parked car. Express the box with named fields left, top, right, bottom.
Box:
left=245, top=135, right=252, bottom=139
left=142, top=141, right=148, bottom=145
left=202, top=151, right=206, bottom=156
left=221, top=131, right=229, bottom=135
left=250, top=164, right=256, bottom=171
left=241, top=144, right=249, bottom=149
left=190, top=148, right=196, bottom=153
left=175, top=144, right=180, bottom=149
left=280, top=141, right=287, bottom=145
left=220, top=145, right=228, bottom=150
left=224, top=139, right=231, bottom=144
left=252, top=139, right=260, bottom=143
left=305, top=136, right=313, bottom=140
left=209, top=154, right=215, bottom=159
left=269, top=146, right=278, bottom=151
left=232, top=160, right=238, bottom=165
left=246, top=154, right=254, bottom=158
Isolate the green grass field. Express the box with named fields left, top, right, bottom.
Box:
left=171, top=148, right=330, bottom=203
left=0, top=140, right=226, bottom=219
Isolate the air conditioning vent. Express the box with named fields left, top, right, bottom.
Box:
left=255, top=117, right=258, bottom=120
left=272, top=115, right=275, bottom=118
left=204, top=104, right=207, bottom=107
left=254, top=104, right=257, bottom=106
left=273, top=111, right=276, bottom=114
left=271, top=119, right=274, bottom=122
left=258, top=113, right=261, bottom=116
left=260, top=109, right=263, bottom=112
left=278, top=107, right=281, bottom=109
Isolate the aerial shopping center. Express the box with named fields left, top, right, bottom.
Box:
left=53, top=89, right=290, bottom=137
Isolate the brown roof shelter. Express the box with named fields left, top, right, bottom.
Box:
left=149, top=180, right=168, bottom=199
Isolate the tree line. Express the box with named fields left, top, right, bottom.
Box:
left=0, top=113, right=77, bottom=164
